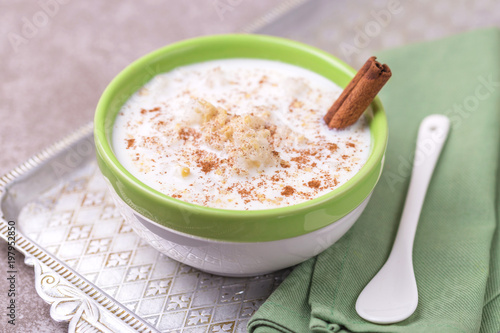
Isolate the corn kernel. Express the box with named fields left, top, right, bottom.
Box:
left=181, top=167, right=190, bottom=177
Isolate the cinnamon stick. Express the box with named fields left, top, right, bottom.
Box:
left=324, top=57, right=391, bottom=129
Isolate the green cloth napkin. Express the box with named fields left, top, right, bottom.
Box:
left=248, top=28, right=500, bottom=333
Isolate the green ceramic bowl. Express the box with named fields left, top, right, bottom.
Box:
left=94, top=34, right=388, bottom=243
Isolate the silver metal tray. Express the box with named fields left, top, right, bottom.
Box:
left=3, top=0, right=500, bottom=331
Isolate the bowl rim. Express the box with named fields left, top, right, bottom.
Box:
left=94, top=34, right=388, bottom=240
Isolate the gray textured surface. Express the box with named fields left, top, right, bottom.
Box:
left=0, top=1, right=279, bottom=332
left=255, top=0, right=500, bottom=67
left=3, top=0, right=500, bottom=331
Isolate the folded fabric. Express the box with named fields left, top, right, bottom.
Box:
left=248, top=28, right=500, bottom=333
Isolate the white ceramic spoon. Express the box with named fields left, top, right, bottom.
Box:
left=355, top=114, right=450, bottom=324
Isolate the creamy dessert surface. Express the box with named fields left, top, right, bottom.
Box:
left=113, top=59, right=371, bottom=210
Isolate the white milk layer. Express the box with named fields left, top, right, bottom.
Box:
left=113, top=59, right=371, bottom=210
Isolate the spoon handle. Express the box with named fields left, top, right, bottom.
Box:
left=391, top=115, right=450, bottom=259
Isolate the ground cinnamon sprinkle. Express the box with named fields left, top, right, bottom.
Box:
left=141, top=107, right=161, bottom=114
left=200, top=160, right=216, bottom=173
left=270, top=174, right=281, bottom=182
left=237, top=188, right=252, bottom=197
left=291, top=156, right=309, bottom=164
left=126, top=138, right=135, bottom=149
left=281, top=186, right=295, bottom=196
left=327, top=143, right=338, bottom=152
left=280, top=160, right=291, bottom=168
left=308, top=180, right=321, bottom=188
left=178, top=127, right=201, bottom=141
